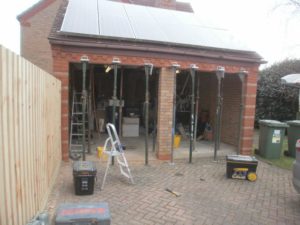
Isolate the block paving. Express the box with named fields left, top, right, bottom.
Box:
left=47, top=158, right=300, bottom=225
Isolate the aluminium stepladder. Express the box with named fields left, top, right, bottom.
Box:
left=101, top=123, right=134, bottom=190
left=69, top=91, right=89, bottom=159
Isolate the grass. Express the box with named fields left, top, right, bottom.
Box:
left=254, top=137, right=295, bottom=170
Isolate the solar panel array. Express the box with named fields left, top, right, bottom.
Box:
left=60, top=0, right=251, bottom=51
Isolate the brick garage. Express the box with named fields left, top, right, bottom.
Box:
left=19, top=0, right=263, bottom=161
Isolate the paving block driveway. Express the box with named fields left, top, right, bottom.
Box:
left=47, top=158, right=300, bottom=225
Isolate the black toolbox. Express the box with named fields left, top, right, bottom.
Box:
left=73, top=161, right=97, bottom=195
left=226, top=155, right=258, bottom=181
left=55, top=202, right=111, bottom=225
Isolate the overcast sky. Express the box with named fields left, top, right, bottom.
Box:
left=185, top=0, right=300, bottom=66
left=0, top=0, right=299, bottom=68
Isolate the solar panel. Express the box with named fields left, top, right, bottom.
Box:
left=61, top=0, right=99, bottom=36
left=60, top=0, right=252, bottom=51
left=171, top=10, right=203, bottom=26
left=124, top=4, right=168, bottom=42
left=98, top=0, right=135, bottom=39
left=147, top=8, right=200, bottom=46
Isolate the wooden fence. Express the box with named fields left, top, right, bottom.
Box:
left=0, top=45, right=62, bottom=225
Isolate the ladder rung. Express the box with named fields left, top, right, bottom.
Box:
left=70, top=143, right=86, bottom=146
left=70, top=142, right=83, bottom=145
left=70, top=150, right=83, bottom=153
left=72, top=129, right=89, bottom=132
left=70, top=149, right=88, bottom=152
left=118, top=161, right=127, bottom=167
left=70, top=149, right=82, bottom=151
left=70, top=144, right=82, bottom=147
left=72, top=131, right=89, bottom=134
left=71, top=139, right=88, bottom=142
left=120, top=170, right=131, bottom=179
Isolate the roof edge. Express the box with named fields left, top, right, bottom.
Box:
left=111, top=0, right=194, bottom=12
left=17, top=0, right=56, bottom=23
left=49, top=37, right=266, bottom=64
left=58, top=29, right=257, bottom=54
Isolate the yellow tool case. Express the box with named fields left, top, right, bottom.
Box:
left=226, top=155, right=258, bottom=181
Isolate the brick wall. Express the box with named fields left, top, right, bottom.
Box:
left=198, top=73, right=212, bottom=116
left=51, top=45, right=259, bottom=160
left=221, top=74, right=242, bottom=146
left=198, top=73, right=249, bottom=148
left=209, top=75, right=217, bottom=139
left=241, top=68, right=258, bottom=155
left=20, top=0, right=62, bottom=74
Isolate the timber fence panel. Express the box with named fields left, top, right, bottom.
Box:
left=0, top=45, right=62, bottom=225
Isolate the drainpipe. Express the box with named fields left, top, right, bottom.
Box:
left=144, top=63, right=153, bottom=166
left=80, top=55, right=89, bottom=161
left=214, top=66, right=225, bottom=161
left=238, top=69, right=248, bottom=154
left=170, top=63, right=180, bottom=164
left=112, top=57, right=121, bottom=165
left=189, top=64, right=199, bottom=163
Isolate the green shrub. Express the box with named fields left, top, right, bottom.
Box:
left=255, top=59, right=300, bottom=126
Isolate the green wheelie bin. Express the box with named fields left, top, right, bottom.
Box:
left=287, top=120, right=300, bottom=158
left=258, top=120, right=288, bottom=159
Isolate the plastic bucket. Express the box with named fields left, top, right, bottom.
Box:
left=174, top=135, right=181, bottom=148
left=97, top=146, right=108, bottom=161
left=97, top=146, right=103, bottom=158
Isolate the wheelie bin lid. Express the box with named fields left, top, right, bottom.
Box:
left=287, top=120, right=300, bottom=126
left=259, top=120, right=288, bottom=128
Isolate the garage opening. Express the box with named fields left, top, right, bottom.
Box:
left=173, top=71, right=238, bottom=160
left=69, top=63, right=159, bottom=161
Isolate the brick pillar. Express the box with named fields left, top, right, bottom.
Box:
left=52, top=51, right=69, bottom=161
left=60, top=77, right=69, bottom=161
left=240, top=67, right=259, bottom=155
left=156, top=68, right=175, bottom=160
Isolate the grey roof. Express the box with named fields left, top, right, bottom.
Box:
left=60, top=0, right=252, bottom=51
left=281, top=74, right=300, bottom=88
